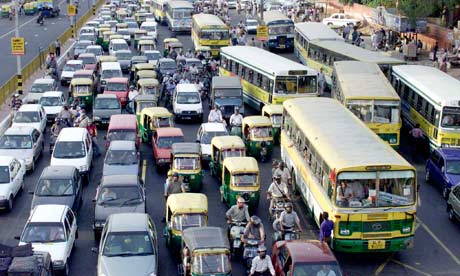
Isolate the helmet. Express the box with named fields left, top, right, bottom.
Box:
left=257, top=245, right=267, bottom=252
left=285, top=202, right=293, bottom=209
left=279, top=161, right=285, bottom=167
left=250, top=215, right=261, bottom=226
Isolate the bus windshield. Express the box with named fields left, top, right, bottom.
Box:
left=441, top=106, right=460, bottom=128
left=201, top=30, right=229, bottom=40
left=268, top=24, right=294, bottom=35
left=335, top=170, right=415, bottom=208
left=347, top=100, right=400, bottom=124
left=172, top=9, right=191, bottom=18
left=275, top=75, right=317, bottom=94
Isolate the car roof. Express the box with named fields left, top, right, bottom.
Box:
left=42, top=91, right=63, bottom=97
left=107, top=213, right=149, bottom=232
left=101, top=174, right=139, bottom=186
left=5, top=125, right=35, bottom=135
left=33, top=78, right=55, bottom=84
left=66, top=60, right=83, bottom=65
left=156, top=127, right=184, bottom=137
left=29, top=204, right=68, bottom=223
left=78, top=53, right=96, bottom=58
left=18, top=104, right=42, bottom=112
left=437, top=148, right=460, bottom=160
left=108, top=140, right=136, bottom=150
left=176, top=83, right=199, bottom=93
left=41, top=165, right=77, bottom=179
left=200, top=122, right=227, bottom=132
left=57, top=127, right=88, bottom=141
left=96, top=93, right=118, bottom=99
left=108, top=114, right=137, bottom=129
left=281, top=240, right=338, bottom=263
left=0, top=156, right=16, bottom=165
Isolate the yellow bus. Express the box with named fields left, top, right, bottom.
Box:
left=294, top=22, right=404, bottom=85
left=151, top=0, right=169, bottom=24
left=391, top=65, right=460, bottom=148
left=332, top=61, right=401, bottom=147
left=191, top=13, right=230, bottom=57
left=281, top=97, right=417, bottom=253
left=219, top=46, right=318, bottom=111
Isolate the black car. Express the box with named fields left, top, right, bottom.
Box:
left=30, top=166, right=83, bottom=213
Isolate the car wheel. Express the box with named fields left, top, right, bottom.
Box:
left=425, top=170, right=431, bottom=182
left=7, top=195, right=13, bottom=212
left=448, top=208, right=456, bottom=221
left=443, top=187, right=450, bottom=199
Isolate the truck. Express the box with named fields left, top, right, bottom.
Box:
left=37, top=0, right=60, bottom=17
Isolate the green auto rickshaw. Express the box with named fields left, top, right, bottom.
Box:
left=1, top=5, right=10, bottom=17
left=102, top=30, right=115, bottom=51
left=69, top=78, right=94, bottom=109
left=131, top=63, right=156, bottom=83
left=242, top=116, right=274, bottom=162
left=169, top=143, right=203, bottom=192
left=137, top=78, right=160, bottom=98
left=126, top=94, right=158, bottom=122
left=140, top=107, right=174, bottom=142
left=180, top=227, right=231, bottom=276
left=262, top=104, right=283, bottom=144
left=209, top=136, right=246, bottom=181
left=164, top=193, right=208, bottom=256
left=96, top=27, right=110, bottom=46
left=220, top=156, right=260, bottom=210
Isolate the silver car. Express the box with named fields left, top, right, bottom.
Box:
left=25, top=78, right=58, bottom=104
left=94, top=213, right=158, bottom=276
left=115, top=50, right=133, bottom=73
left=93, top=94, right=122, bottom=125
left=103, top=141, right=139, bottom=176
left=0, top=126, right=44, bottom=171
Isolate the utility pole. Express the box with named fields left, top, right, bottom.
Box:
left=260, top=0, right=263, bottom=22
left=15, top=0, right=23, bottom=94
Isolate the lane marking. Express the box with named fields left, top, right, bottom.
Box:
left=374, top=253, right=394, bottom=276
left=142, top=160, right=147, bottom=183
left=391, top=260, right=432, bottom=276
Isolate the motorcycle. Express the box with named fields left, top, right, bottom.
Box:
left=270, top=197, right=289, bottom=221
left=37, top=15, right=44, bottom=25
left=243, top=238, right=259, bottom=274
left=281, top=227, right=300, bottom=241
left=230, top=124, right=242, bottom=137
left=228, top=220, right=246, bottom=258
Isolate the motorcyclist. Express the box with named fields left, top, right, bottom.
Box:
left=10, top=94, right=22, bottom=111
left=229, top=107, right=243, bottom=132
left=249, top=245, right=275, bottom=276
left=208, top=105, right=224, bottom=123
left=226, top=197, right=250, bottom=224
left=189, top=63, right=199, bottom=80
left=242, top=216, right=265, bottom=246
left=279, top=202, right=303, bottom=234
left=128, top=85, right=139, bottom=101
left=267, top=173, right=290, bottom=216
left=164, top=172, right=187, bottom=199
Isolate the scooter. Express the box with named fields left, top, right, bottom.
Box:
left=228, top=220, right=246, bottom=258
left=270, top=197, right=289, bottom=222
left=242, top=238, right=259, bottom=274
left=230, top=124, right=242, bottom=137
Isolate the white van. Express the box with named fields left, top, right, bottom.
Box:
left=100, top=62, right=122, bottom=92
left=109, top=38, right=129, bottom=56
left=173, top=83, right=203, bottom=122
left=140, top=21, right=158, bottom=41
left=50, top=127, right=93, bottom=183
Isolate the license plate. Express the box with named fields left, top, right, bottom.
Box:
left=368, top=240, right=385, bottom=250
left=183, top=116, right=191, bottom=120
left=279, top=45, right=285, bottom=49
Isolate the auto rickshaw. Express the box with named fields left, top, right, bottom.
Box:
left=127, top=94, right=158, bottom=122
left=163, top=37, right=179, bottom=49
left=169, top=41, right=184, bottom=54
left=134, top=30, right=148, bottom=49
left=102, top=30, right=116, bottom=51
left=137, top=78, right=160, bottom=98
left=140, top=107, right=174, bottom=142
left=24, top=2, right=36, bottom=15
left=261, top=104, right=283, bottom=144
left=164, top=193, right=208, bottom=256
left=96, top=27, right=110, bottom=46
left=180, top=227, right=231, bottom=276
left=220, top=156, right=260, bottom=209
left=1, top=5, right=10, bottom=17
left=131, top=63, right=155, bottom=82
left=135, top=12, right=147, bottom=24
left=135, top=70, right=157, bottom=84
left=69, top=78, right=94, bottom=109
left=195, top=46, right=211, bottom=61
left=115, top=9, right=128, bottom=22
left=169, top=143, right=203, bottom=192
left=242, top=116, right=274, bottom=162
left=209, top=136, right=246, bottom=181
left=138, top=39, right=156, bottom=54
left=109, top=34, right=124, bottom=41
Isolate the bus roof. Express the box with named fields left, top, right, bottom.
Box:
left=192, top=13, right=228, bottom=29
left=167, top=0, right=193, bottom=9
left=312, top=40, right=404, bottom=65
left=283, top=98, right=413, bottom=170
left=263, top=10, right=293, bottom=25
left=333, top=61, right=399, bottom=100
left=220, top=46, right=316, bottom=76
left=392, top=65, right=460, bottom=107
left=295, top=22, right=343, bottom=42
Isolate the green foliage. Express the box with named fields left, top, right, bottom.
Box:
left=398, top=0, right=436, bottom=28
left=360, top=0, right=396, bottom=8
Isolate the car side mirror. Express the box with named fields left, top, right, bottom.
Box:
left=14, top=236, right=20, bottom=240
left=91, top=247, right=99, bottom=254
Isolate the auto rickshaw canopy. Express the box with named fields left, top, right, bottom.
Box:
left=166, top=193, right=208, bottom=214
left=223, top=156, right=259, bottom=174
left=183, top=227, right=229, bottom=252
left=172, top=142, right=201, bottom=156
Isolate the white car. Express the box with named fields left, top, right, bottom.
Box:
left=25, top=78, right=58, bottom=104
left=60, top=60, right=84, bottom=86
left=39, top=91, right=67, bottom=123
left=0, top=156, right=25, bottom=211
left=12, top=104, right=47, bottom=134
left=322, top=13, right=361, bottom=27
left=18, top=204, right=78, bottom=276
left=140, top=21, right=158, bottom=41
left=226, top=0, right=237, bottom=9
left=173, top=84, right=203, bottom=122
left=196, top=123, right=228, bottom=162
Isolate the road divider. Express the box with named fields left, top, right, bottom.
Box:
left=0, top=113, right=12, bottom=137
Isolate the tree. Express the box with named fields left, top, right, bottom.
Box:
left=398, top=0, right=437, bottom=29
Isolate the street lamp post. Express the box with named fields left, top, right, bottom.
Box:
left=15, top=0, right=23, bottom=94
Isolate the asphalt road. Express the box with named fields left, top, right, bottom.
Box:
left=0, top=8, right=460, bottom=276
left=0, top=0, right=94, bottom=85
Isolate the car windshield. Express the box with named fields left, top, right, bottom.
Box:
left=192, top=253, right=231, bottom=274
left=141, top=25, right=156, bottom=32
left=137, top=101, right=156, bottom=112
left=127, top=22, right=138, bottom=28
left=0, top=135, right=32, bottom=149
left=177, top=92, right=200, bottom=104
left=102, top=231, right=154, bottom=257
left=335, top=170, right=416, bottom=208
left=63, top=63, right=83, bottom=72
left=39, top=97, right=61, bottom=106
left=200, top=30, right=229, bottom=40
left=141, top=86, right=158, bottom=95
left=441, top=107, right=460, bottom=128
left=269, top=24, right=294, bottom=35
left=108, top=129, right=136, bottom=141
left=161, top=61, right=176, bottom=70
left=347, top=100, right=400, bottom=124
left=95, top=98, right=120, bottom=109
left=112, top=43, right=129, bottom=51
left=22, top=223, right=66, bottom=243
left=232, top=173, right=257, bottom=187
left=145, top=52, right=159, bottom=60
left=116, top=52, right=133, bottom=60
left=271, top=114, right=282, bottom=126
left=250, top=127, right=271, bottom=138
left=201, top=131, right=227, bottom=144
left=157, top=136, right=184, bottom=149
left=79, top=56, right=96, bottom=65
left=222, top=149, right=244, bottom=159
left=173, top=157, right=200, bottom=170
left=102, top=69, right=122, bottom=79
left=172, top=9, right=192, bottom=18
left=105, top=149, right=138, bottom=165
left=76, top=42, right=91, bottom=49
left=172, top=213, right=206, bottom=231
left=0, top=166, right=10, bottom=183
left=35, top=179, right=74, bottom=196
left=80, top=35, right=94, bottom=41
left=293, top=262, right=342, bottom=276
left=30, top=83, right=52, bottom=93
left=214, top=88, right=241, bottom=98
left=86, top=47, right=103, bottom=55
left=14, top=111, right=40, bottom=123
left=53, top=141, right=86, bottom=159
left=106, top=82, right=127, bottom=91
left=97, top=185, right=142, bottom=205
left=446, top=160, right=460, bottom=174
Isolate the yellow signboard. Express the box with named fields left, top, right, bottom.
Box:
left=256, top=25, right=268, bottom=41
left=11, top=37, right=25, bottom=56
left=67, top=4, right=76, bottom=16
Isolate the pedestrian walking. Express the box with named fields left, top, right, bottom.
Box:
left=409, top=124, right=425, bottom=162
left=319, top=212, right=334, bottom=246
left=86, top=119, right=101, bottom=157
left=54, top=40, right=61, bottom=57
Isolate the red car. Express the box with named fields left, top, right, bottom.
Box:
left=78, top=53, right=98, bottom=72
left=153, top=127, right=184, bottom=171
left=104, top=77, right=129, bottom=107
left=271, top=240, right=343, bottom=276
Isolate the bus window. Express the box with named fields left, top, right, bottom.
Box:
left=298, top=75, right=317, bottom=94
left=348, top=101, right=372, bottom=123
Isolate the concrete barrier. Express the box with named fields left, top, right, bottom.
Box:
left=0, top=113, right=12, bottom=137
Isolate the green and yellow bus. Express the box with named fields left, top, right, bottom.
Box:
left=191, top=13, right=230, bottom=57
left=391, top=65, right=460, bottom=148
left=219, top=46, right=318, bottom=111
left=151, top=0, right=169, bottom=24
left=281, top=97, right=417, bottom=253
left=294, top=22, right=404, bottom=86
left=332, top=61, right=402, bottom=147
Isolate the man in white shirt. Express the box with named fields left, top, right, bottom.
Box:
left=128, top=85, right=139, bottom=101
left=250, top=245, right=275, bottom=276
left=229, top=108, right=243, bottom=127
left=273, top=161, right=291, bottom=187
left=267, top=174, right=290, bottom=216
left=208, top=105, right=223, bottom=123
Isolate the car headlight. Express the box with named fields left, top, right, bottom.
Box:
left=53, top=260, right=64, bottom=267
left=79, top=165, right=88, bottom=172
left=94, top=116, right=101, bottom=121
left=339, top=229, right=350, bottom=235
left=402, top=226, right=411, bottom=233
